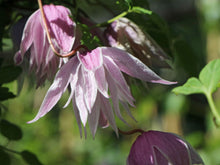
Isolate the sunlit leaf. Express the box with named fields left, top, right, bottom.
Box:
left=0, top=65, right=22, bottom=84
left=0, top=119, right=22, bottom=140
left=172, top=78, right=204, bottom=95
left=0, top=149, right=11, bottom=165
left=21, top=150, right=43, bottom=165
left=199, top=59, right=220, bottom=93
left=80, top=24, right=102, bottom=50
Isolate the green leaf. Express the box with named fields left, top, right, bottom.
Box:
left=0, top=87, right=15, bottom=101
left=79, top=24, right=102, bottom=50
left=199, top=59, right=220, bottom=93
left=0, top=119, right=22, bottom=140
left=0, top=149, right=11, bottom=165
left=21, top=150, right=43, bottom=165
left=172, top=77, right=204, bottom=95
left=0, top=65, right=22, bottom=84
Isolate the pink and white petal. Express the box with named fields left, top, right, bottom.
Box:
left=99, top=93, right=118, bottom=135
left=102, top=47, right=176, bottom=85
left=106, top=71, right=129, bottom=124
left=103, top=55, right=134, bottom=101
left=78, top=48, right=103, bottom=70
left=27, top=57, right=78, bottom=123
left=63, top=64, right=80, bottom=108
left=43, top=5, right=75, bottom=52
left=94, top=66, right=109, bottom=98
left=20, top=11, right=40, bottom=57
left=82, top=69, right=97, bottom=112
left=75, top=67, right=88, bottom=126
left=72, top=96, right=83, bottom=138
left=88, top=96, right=101, bottom=138
left=33, top=19, right=46, bottom=68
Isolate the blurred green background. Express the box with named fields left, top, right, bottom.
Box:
left=1, top=0, right=220, bottom=164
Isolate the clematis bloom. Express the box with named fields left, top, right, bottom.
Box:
left=14, top=4, right=77, bottom=87
left=105, top=17, right=169, bottom=68
left=127, top=130, right=204, bottom=165
left=28, top=47, right=176, bottom=137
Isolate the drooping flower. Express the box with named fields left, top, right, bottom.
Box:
left=127, top=130, right=204, bottom=165
left=28, top=47, right=176, bottom=137
left=14, top=4, right=78, bottom=87
left=105, top=17, right=170, bottom=68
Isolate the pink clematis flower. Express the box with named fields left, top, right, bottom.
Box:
left=28, top=47, right=176, bottom=137
left=14, top=4, right=77, bottom=87
left=127, top=130, right=204, bottom=165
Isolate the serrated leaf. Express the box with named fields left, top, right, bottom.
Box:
left=21, top=150, right=43, bottom=165
left=0, top=87, right=15, bottom=101
left=172, top=77, right=205, bottom=95
left=0, top=119, right=22, bottom=140
left=0, top=149, right=11, bottom=165
left=0, top=65, right=22, bottom=84
left=199, top=59, right=220, bottom=93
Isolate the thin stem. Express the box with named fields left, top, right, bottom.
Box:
left=0, top=145, right=21, bottom=155
left=118, top=128, right=144, bottom=135
left=37, top=0, right=82, bottom=58
left=206, top=93, right=220, bottom=127
left=94, top=10, right=129, bottom=28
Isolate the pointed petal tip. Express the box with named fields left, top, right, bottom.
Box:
left=151, top=80, right=178, bottom=85
left=26, top=118, right=38, bottom=124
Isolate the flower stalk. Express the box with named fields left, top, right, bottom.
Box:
left=118, top=128, right=145, bottom=135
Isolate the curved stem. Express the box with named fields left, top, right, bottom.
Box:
left=37, top=0, right=82, bottom=58
left=206, top=93, right=220, bottom=127
left=118, top=128, right=144, bottom=135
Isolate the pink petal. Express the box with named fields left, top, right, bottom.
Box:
left=94, top=66, right=109, bottom=98
left=104, top=55, right=134, bottom=104
left=107, top=72, right=129, bottom=125
left=102, top=47, right=176, bottom=85
left=78, top=48, right=103, bottom=70
left=33, top=18, right=46, bottom=68
left=28, top=57, right=78, bottom=123
left=43, top=5, right=75, bottom=53
left=63, top=64, right=80, bottom=108
left=18, top=11, right=40, bottom=63
left=99, top=93, right=118, bottom=135
left=75, top=67, right=88, bottom=126
left=72, top=96, right=83, bottom=138
left=88, top=95, right=101, bottom=138
left=82, top=69, right=98, bottom=112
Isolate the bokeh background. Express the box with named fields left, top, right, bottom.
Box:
left=1, top=0, right=220, bottom=164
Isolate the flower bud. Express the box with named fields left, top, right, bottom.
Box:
left=105, top=17, right=170, bottom=68
left=127, top=130, right=204, bottom=165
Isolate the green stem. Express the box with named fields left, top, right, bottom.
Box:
left=94, top=10, right=130, bottom=28
left=92, top=6, right=152, bottom=28
left=206, top=93, right=220, bottom=126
